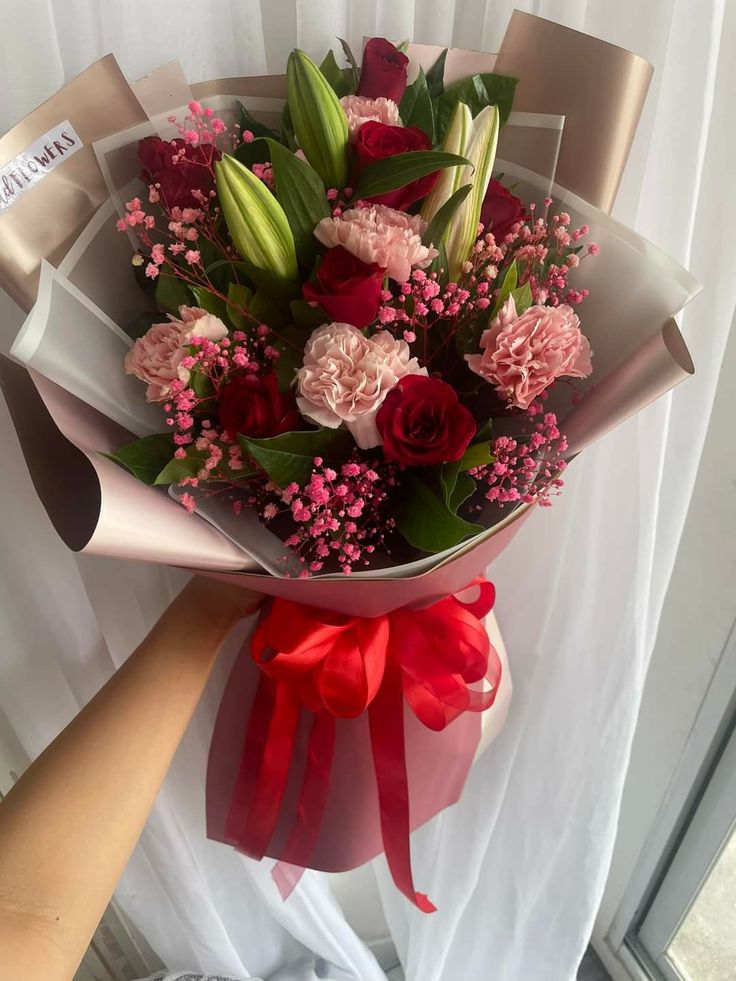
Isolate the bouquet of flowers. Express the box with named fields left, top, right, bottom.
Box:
left=1, top=14, right=700, bottom=911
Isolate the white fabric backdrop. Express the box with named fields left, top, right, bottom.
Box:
left=1, top=1, right=734, bottom=979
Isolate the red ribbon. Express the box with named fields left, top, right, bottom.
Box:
left=224, top=578, right=501, bottom=912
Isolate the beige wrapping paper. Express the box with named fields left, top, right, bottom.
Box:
left=0, top=55, right=148, bottom=311
left=495, top=11, right=653, bottom=212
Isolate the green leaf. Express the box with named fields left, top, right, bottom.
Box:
left=155, top=445, right=209, bottom=485
left=354, top=150, right=471, bottom=200
left=234, top=100, right=279, bottom=167
left=106, top=434, right=176, bottom=485
left=449, top=471, right=477, bottom=511
left=237, top=99, right=281, bottom=141
left=262, top=138, right=330, bottom=268
left=290, top=298, right=328, bottom=330
left=422, top=184, right=472, bottom=248
left=272, top=324, right=308, bottom=392
left=227, top=282, right=253, bottom=329
left=338, top=37, right=360, bottom=89
left=491, top=260, right=518, bottom=317
left=459, top=441, right=493, bottom=471
left=510, top=281, right=533, bottom=315
left=249, top=288, right=288, bottom=329
left=426, top=49, right=448, bottom=100
left=473, top=419, right=493, bottom=444
left=435, top=72, right=518, bottom=142
left=155, top=273, right=190, bottom=315
left=395, top=470, right=482, bottom=553
left=319, top=49, right=353, bottom=97
left=399, top=67, right=435, bottom=141
left=239, top=427, right=353, bottom=487
left=190, top=286, right=229, bottom=322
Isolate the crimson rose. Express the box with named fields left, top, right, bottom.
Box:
left=219, top=373, right=300, bottom=439
left=480, top=179, right=526, bottom=242
left=138, top=136, right=221, bottom=210
left=355, top=121, right=439, bottom=210
left=303, top=247, right=385, bottom=328
left=356, top=37, right=409, bottom=103
left=376, top=375, right=476, bottom=466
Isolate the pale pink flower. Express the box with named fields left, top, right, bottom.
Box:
left=465, top=296, right=592, bottom=409
left=296, top=322, right=426, bottom=448
left=125, top=305, right=228, bottom=401
left=314, top=205, right=437, bottom=283
left=339, top=95, right=401, bottom=138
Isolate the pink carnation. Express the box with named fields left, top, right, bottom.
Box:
left=315, top=205, right=438, bottom=283
left=296, top=322, right=426, bottom=448
left=124, top=305, right=228, bottom=401
left=465, top=296, right=592, bottom=409
left=339, top=95, right=401, bottom=139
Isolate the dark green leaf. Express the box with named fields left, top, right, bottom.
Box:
left=190, top=286, right=229, bottom=322
left=422, top=184, right=472, bottom=247
left=319, top=49, right=353, bottom=97
left=249, top=289, right=288, bottom=329
left=272, top=324, right=308, bottom=392
left=338, top=37, right=360, bottom=89
left=449, top=471, right=476, bottom=511
left=197, top=238, right=231, bottom=292
left=399, top=67, right=435, bottom=141
left=155, top=445, right=209, bottom=486
left=395, top=470, right=482, bottom=553
left=354, top=150, right=470, bottom=200
left=227, top=282, right=253, bottom=329
left=239, top=427, right=353, bottom=487
left=124, top=311, right=162, bottom=341
left=234, top=100, right=277, bottom=167
left=490, top=260, right=518, bottom=317
left=106, top=434, right=176, bottom=485
left=262, top=138, right=330, bottom=268
left=426, top=49, right=448, bottom=100
left=473, top=419, right=493, bottom=444
left=459, top=441, right=493, bottom=471
left=237, top=99, right=281, bottom=141
left=510, top=281, right=533, bottom=315
left=154, top=273, right=190, bottom=315
left=290, top=298, right=328, bottom=330
left=435, top=72, right=518, bottom=142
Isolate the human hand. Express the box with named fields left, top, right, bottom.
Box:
left=171, top=575, right=264, bottom=632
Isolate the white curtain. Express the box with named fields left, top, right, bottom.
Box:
left=1, top=2, right=734, bottom=980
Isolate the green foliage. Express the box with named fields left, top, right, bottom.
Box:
left=354, top=150, right=471, bottom=200
left=395, top=469, right=482, bottom=553
left=106, top=434, right=176, bottom=485
left=319, top=49, right=353, bottom=97
left=425, top=49, right=448, bottom=100
left=190, top=286, right=229, bottom=322
left=272, top=324, right=308, bottom=392
left=234, top=100, right=280, bottom=167
left=338, top=37, right=360, bottom=89
left=239, top=427, right=353, bottom=487
left=155, top=445, right=210, bottom=485
left=435, top=73, right=518, bottom=142
left=226, top=282, right=253, bottom=329
left=490, top=260, right=518, bottom=317
left=154, top=273, right=190, bottom=315
left=510, top=281, right=533, bottom=315
left=262, top=138, right=330, bottom=268
left=399, top=67, right=435, bottom=141
left=290, top=298, right=328, bottom=330
left=458, top=440, right=493, bottom=471
left=422, top=184, right=471, bottom=248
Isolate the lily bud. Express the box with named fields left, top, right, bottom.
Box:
left=445, top=105, right=499, bottom=280
left=420, top=101, right=473, bottom=225
left=215, top=153, right=298, bottom=284
left=287, top=49, right=349, bottom=190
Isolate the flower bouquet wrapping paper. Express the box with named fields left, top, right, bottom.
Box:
left=0, top=13, right=700, bottom=910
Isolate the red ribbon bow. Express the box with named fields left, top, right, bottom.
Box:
left=224, top=578, right=501, bottom=912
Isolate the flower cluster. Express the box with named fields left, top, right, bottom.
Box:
left=115, top=37, right=599, bottom=574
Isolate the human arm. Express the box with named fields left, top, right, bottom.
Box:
left=0, top=576, right=261, bottom=981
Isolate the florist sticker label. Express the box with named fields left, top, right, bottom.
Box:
left=0, top=122, right=83, bottom=212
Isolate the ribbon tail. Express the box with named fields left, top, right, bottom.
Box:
left=272, top=709, right=336, bottom=899
left=368, top=661, right=436, bottom=914
left=225, top=677, right=301, bottom=860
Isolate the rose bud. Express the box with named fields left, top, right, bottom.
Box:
left=480, top=179, right=526, bottom=242
left=219, top=373, right=301, bottom=439
left=357, top=37, right=410, bottom=103
left=355, top=121, right=439, bottom=210
left=303, top=246, right=385, bottom=328
left=376, top=375, right=476, bottom=466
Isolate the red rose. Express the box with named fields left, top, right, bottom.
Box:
left=219, top=373, right=300, bottom=439
left=138, top=136, right=221, bottom=210
left=303, top=246, right=385, bottom=328
left=480, top=179, right=526, bottom=242
left=357, top=37, right=409, bottom=103
left=355, top=121, right=439, bottom=210
left=376, top=375, right=476, bottom=466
